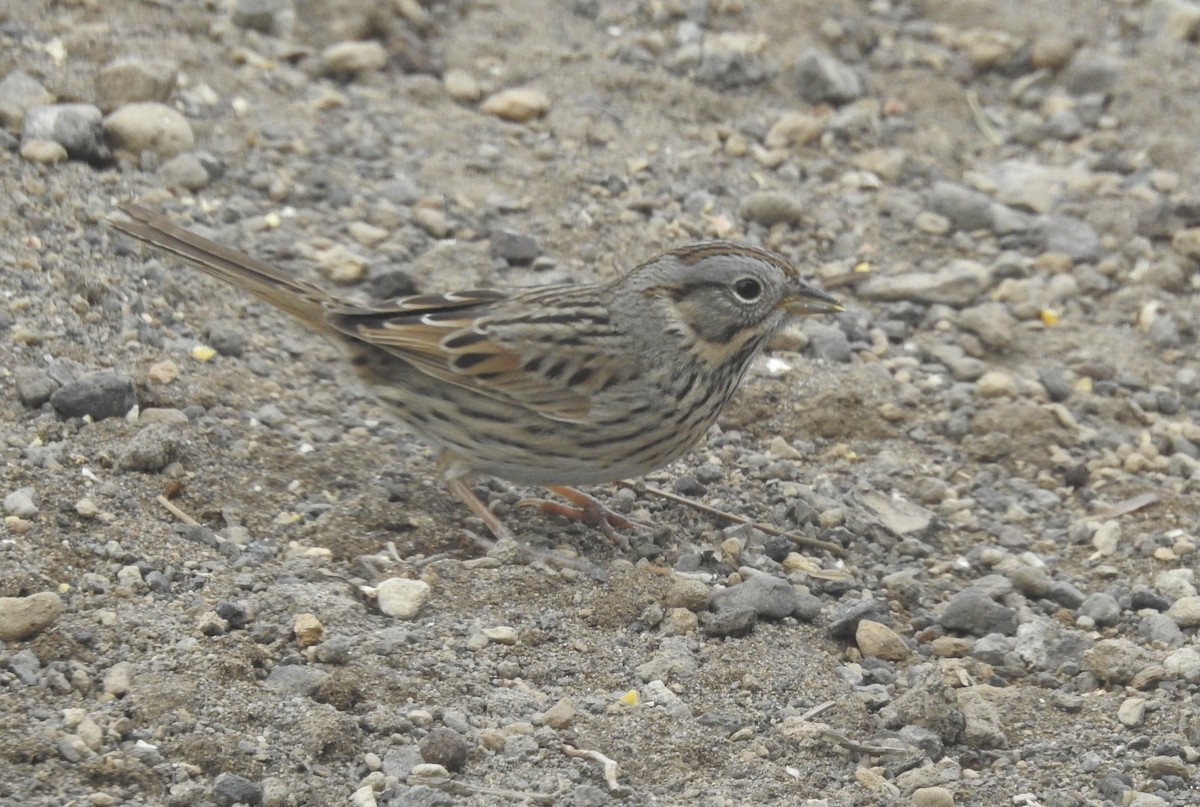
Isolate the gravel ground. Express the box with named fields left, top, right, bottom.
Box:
left=3, top=1, right=1200, bottom=805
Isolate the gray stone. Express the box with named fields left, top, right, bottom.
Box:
left=1062, top=53, right=1121, bottom=95
left=925, top=342, right=986, bottom=381
left=0, top=70, right=53, bottom=129
left=263, top=665, right=329, bottom=695
left=1145, top=0, right=1200, bottom=41
left=1084, top=638, right=1157, bottom=684
left=1147, top=316, right=1181, bottom=349
left=1047, top=580, right=1087, bottom=608
left=7, top=648, right=41, bottom=684
left=792, top=50, right=864, bottom=104
left=1044, top=109, right=1084, bottom=140
left=703, top=608, right=757, bottom=638
left=898, top=724, right=943, bottom=759
left=420, top=728, right=468, bottom=772
left=3, top=487, right=39, bottom=518
left=489, top=229, right=541, bottom=265
left=711, top=573, right=802, bottom=619
left=212, top=773, right=261, bottom=806
left=826, top=599, right=888, bottom=639
left=22, top=104, right=107, bottom=162
left=13, top=366, right=59, bottom=408
left=206, top=322, right=249, bottom=357
left=1037, top=365, right=1073, bottom=402
left=958, top=686, right=1008, bottom=748
left=1164, top=647, right=1200, bottom=681
left=939, top=590, right=1018, bottom=636
left=687, top=37, right=769, bottom=90
left=926, top=181, right=995, bottom=231
left=792, top=591, right=822, bottom=622
left=858, top=260, right=991, bottom=307
left=1138, top=613, right=1186, bottom=647
left=1037, top=215, right=1101, bottom=262
left=565, top=784, right=611, bottom=807
left=972, top=633, right=1017, bottom=666
left=50, top=371, right=137, bottom=420
left=955, top=303, right=1016, bottom=351
left=1131, top=587, right=1171, bottom=611
left=1078, top=593, right=1121, bottom=627
left=634, top=637, right=698, bottom=681
left=118, top=424, right=182, bottom=472
left=212, top=772, right=263, bottom=807
left=94, top=58, right=177, bottom=113
left=232, top=0, right=293, bottom=35
left=853, top=489, right=937, bottom=537
left=1015, top=618, right=1092, bottom=671
left=739, top=191, right=805, bottom=227
left=159, top=152, right=211, bottom=191
left=878, top=666, right=964, bottom=744
left=802, top=322, right=852, bottom=363
left=1007, top=565, right=1053, bottom=598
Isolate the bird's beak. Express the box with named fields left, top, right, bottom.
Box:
left=783, top=284, right=843, bottom=315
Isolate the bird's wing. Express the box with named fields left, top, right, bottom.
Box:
left=327, top=286, right=645, bottom=424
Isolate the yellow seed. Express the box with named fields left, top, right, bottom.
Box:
left=192, top=344, right=216, bottom=362
left=619, top=690, right=639, bottom=706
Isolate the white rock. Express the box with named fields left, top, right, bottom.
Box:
left=103, top=102, right=194, bottom=158
left=377, top=578, right=430, bottom=620
left=4, top=487, right=39, bottom=517
left=1166, top=595, right=1200, bottom=627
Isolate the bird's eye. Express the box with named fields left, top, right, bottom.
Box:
left=733, top=277, right=762, bottom=302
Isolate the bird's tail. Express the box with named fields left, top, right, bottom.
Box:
left=111, top=202, right=332, bottom=332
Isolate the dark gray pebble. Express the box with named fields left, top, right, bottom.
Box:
left=22, top=103, right=108, bottom=162
left=118, top=424, right=182, bottom=472
left=489, top=229, right=541, bottom=265
left=792, top=50, right=864, bottom=104
left=939, top=590, right=1018, bottom=636
left=1077, top=593, right=1120, bottom=626
left=14, top=366, right=59, bottom=408
left=49, top=371, right=136, bottom=420
left=703, top=609, right=757, bottom=638
left=826, top=598, right=888, bottom=639
left=711, top=574, right=801, bottom=620
left=420, top=728, right=469, bottom=772
left=206, top=322, right=248, bottom=357
left=212, top=772, right=262, bottom=807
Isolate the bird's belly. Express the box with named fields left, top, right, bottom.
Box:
left=372, top=377, right=720, bottom=486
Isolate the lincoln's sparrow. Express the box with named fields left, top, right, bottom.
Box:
left=112, top=203, right=841, bottom=565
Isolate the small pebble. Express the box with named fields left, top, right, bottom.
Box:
left=376, top=578, right=430, bottom=620
left=293, top=613, right=324, bottom=648
left=103, top=102, right=194, bottom=158
left=322, top=41, right=388, bottom=76
left=911, top=786, right=955, bottom=807
left=0, top=592, right=64, bottom=641
left=481, top=87, right=549, bottom=122
left=856, top=620, right=911, bottom=661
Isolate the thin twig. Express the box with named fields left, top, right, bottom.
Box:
left=965, top=89, right=1004, bottom=146
left=798, top=700, right=836, bottom=721
left=818, top=729, right=910, bottom=755
left=156, top=494, right=199, bottom=526
left=616, top=480, right=844, bottom=555
left=1095, top=491, right=1159, bottom=518
left=563, top=744, right=622, bottom=791
left=408, top=773, right=563, bottom=803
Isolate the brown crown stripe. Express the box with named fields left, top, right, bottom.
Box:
left=668, top=241, right=797, bottom=277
